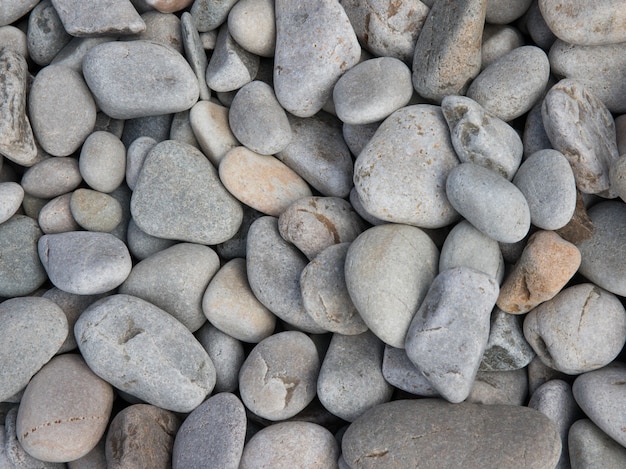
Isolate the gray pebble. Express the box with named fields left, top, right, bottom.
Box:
left=522, top=102, right=553, bottom=158
left=125, top=136, right=156, bottom=191
left=206, top=24, right=259, bottom=92
left=190, top=0, right=239, bottom=32
left=349, top=186, right=386, bottom=226
left=107, top=184, right=132, bottom=243
left=228, top=0, right=276, bottom=57
left=22, top=193, right=50, bottom=221
left=131, top=11, right=183, bottom=53
left=216, top=206, right=264, bottom=260
left=466, top=369, right=528, bottom=406
left=0, top=25, right=28, bottom=58
left=0, top=182, right=24, bottom=225
left=70, top=189, right=123, bottom=233
left=170, top=109, right=200, bottom=148
left=485, top=0, right=532, bottom=23
left=181, top=12, right=211, bottom=100
left=569, top=419, right=626, bottom=469
left=0, top=0, right=40, bottom=26
left=382, top=345, right=439, bottom=396
left=121, top=113, right=173, bottom=147
left=189, top=100, right=239, bottom=166
left=525, top=0, right=556, bottom=50
left=51, top=0, right=146, bottom=37
left=125, top=218, right=176, bottom=260
left=27, top=0, right=72, bottom=67
left=50, top=36, right=115, bottom=73
left=79, top=131, right=126, bottom=193
left=195, top=323, right=245, bottom=393
left=21, top=157, right=82, bottom=199
left=342, top=121, right=379, bottom=157
left=480, top=308, right=535, bottom=372
left=481, top=24, right=524, bottom=69
left=93, top=112, right=125, bottom=139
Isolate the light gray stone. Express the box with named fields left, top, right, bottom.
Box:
left=70, top=189, right=123, bottom=233
left=38, top=193, right=80, bottom=234
left=170, top=109, right=200, bottom=148
left=79, top=131, right=126, bottom=193
left=190, top=0, right=239, bottom=32
left=569, top=419, right=626, bottom=469
left=50, top=36, right=115, bottom=73
left=51, top=0, right=146, bottom=37
left=523, top=102, right=553, bottom=158
left=0, top=25, right=28, bottom=58
left=480, top=308, right=536, bottom=372
left=382, top=345, right=439, bottom=396
left=481, top=24, right=524, bottom=69
left=0, top=182, right=23, bottom=224
left=0, top=0, right=40, bottom=26
left=189, top=100, right=239, bottom=166
left=125, top=136, right=156, bottom=191
left=228, top=0, right=276, bottom=57
left=206, top=24, right=259, bottom=92
left=27, top=0, right=71, bottom=66
left=21, top=157, right=82, bottom=199
left=195, top=323, right=245, bottom=393
left=181, top=12, right=210, bottom=100
left=125, top=218, right=176, bottom=261
left=342, top=121, right=379, bottom=157
left=485, top=0, right=532, bottom=23
left=131, top=10, right=183, bottom=53
left=466, top=369, right=528, bottom=406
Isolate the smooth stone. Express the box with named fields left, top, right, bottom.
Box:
left=93, top=112, right=125, bottom=139
left=21, top=157, right=82, bottom=199
left=29, top=65, right=96, bottom=157
left=131, top=11, right=183, bottom=53
left=481, top=24, right=524, bottom=69
left=105, top=404, right=180, bottom=469
left=354, top=105, right=460, bottom=228
left=497, top=231, right=581, bottom=314
left=181, top=12, right=211, bottom=100
left=0, top=297, right=68, bottom=403
left=577, top=202, right=626, bottom=296
left=345, top=224, right=439, bottom=348
left=467, top=45, right=550, bottom=121
left=554, top=191, right=595, bottom=245
left=38, top=231, right=132, bottom=295
left=523, top=102, right=553, bottom=158
left=0, top=182, right=24, bottom=224
left=246, top=216, right=326, bottom=333
left=542, top=79, right=620, bottom=195
left=240, top=421, right=339, bottom=469
left=106, top=184, right=131, bottom=242
left=229, top=81, right=292, bottom=155
left=276, top=113, right=354, bottom=198
left=219, top=146, right=312, bottom=217
left=239, top=331, right=320, bottom=421
left=79, top=131, right=126, bottom=193
left=349, top=187, right=386, bottom=226
left=75, top=294, right=216, bottom=412
left=131, top=140, right=243, bottom=244
left=215, top=205, right=264, bottom=260
left=528, top=355, right=569, bottom=396
left=228, top=0, right=275, bottom=57
left=16, top=354, right=114, bottom=463
left=342, top=121, right=379, bottom=157
left=125, top=136, right=156, bottom=191
left=524, top=284, right=626, bottom=374
left=334, top=57, right=413, bottom=125
left=170, top=109, right=200, bottom=148
left=572, top=364, right=626, bottom=447
left=27, top=0, right=72, bottom=66
left=120, top=243, right=219, bottom=332
left=412, top=0, right=486, bottom=101
left=273, top=0, right=360, bottom=117
left=0, top=215, right=47, bottom=297
left=189, top=100, right=239, bottom=166
left=0, top=26, right=28, bottom=58
left=382, top=345, right=439, bottom=396
left=50, top=36, right=115, bottom=73
left=125, top=218, right=175, bottom=260
left=199, top=30, right=217, bottom=49
left=0, top=0, right=40, bottom=26
left=195, top=323, right=245, bottom=393
left=342, top=399, right=561, bottom=469
left=480, top=308, right=536, bottom=372
left=51, top=0, right=146, bottom=36
left=206, top=24, right=259, bottom=92
left=70, top=189, right=123, bottom=233
left=21, top=193, right=50, bottom=221
left=190, top=0, right=239, bottom=32
left=67, top=439, right=106, bottom=468
left=405, top=267, right=499, bottom=403
left=145, top=0, right=194, bottom=13
left=439, top=220, right=505, bottom=284
left=569, top=419, right=626, bottom=468
left=84, top=40, right=199, bottom=119
left=202, top=257, right=276, bottom=342
left=318, top=331, right=393, bottom=422
left=549, top=40, right=626, bottom=114
left=466, top=369, right=528, bottom=406
left=538, top=0, right=626, bottom=46
left=526, top=0, right=557, bottom=50
left=486, top=0, right=532, bottom=23
left=441, top=95, right=523, bottom=180
left=172, top=393, right=245, bottom=469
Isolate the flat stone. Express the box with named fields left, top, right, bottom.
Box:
left=70, top=188, right=123, bottom=233
left=481, top=24, right=525, bottom=69
left=480, top=308, right=536, bottom=372
left=181, top=12, right=210, bottom=100
left=382, top=345, right=439, bottom=396
left=0, top=297, right=68, bottom=403
left=0, top=0, right=40, bottom=26
left=542, top=79, right=620, bottom=195
left=16, top=354, right=114, bottom=463
left=239, top=331, right=320, bottom=421
left=273, top=0, right=360, bottom=117
left=75, top=294, right=216, bottom=412
left=345, top=224, right=439, bottom=348
left=412, top=0, right=486, bottom=101
left=79, top=131, right=126, bottom=193
left=190, top=0, right=239, bottom=32
left=0, top=182, right=23, bottom=224
left=569, top=419, right=626, bottom=468
left=342, top=399, right=561, bottom=469
left=466, top=369, right=529, bottom=406
left=195, top=323, right=245, bottom=393
left=228, top=0, right=276, bottom=57
left=172, top=393, right=245, bottom=469
left=105, top=404, right=180, bottom=469
left=131, top=140, right=243, bottom=244
left=189, top=100, right=239, bottom=166
left=523, top=284, right=626, bottom=374
left=354, top=105, right=460, bottom=228
left=206, top=24, right=259, bottom=92
left=27, top=0, right=72, bottom=67
left=51, top=0, right=146, bottom=37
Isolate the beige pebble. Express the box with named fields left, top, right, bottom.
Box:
left=70, top=188, right=123, bottom=232
left=38, top=193, right=81, bottom=234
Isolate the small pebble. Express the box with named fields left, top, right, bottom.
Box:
left=382, top=345, right=439, bottom=397
left=195, top=323, right=245, bottom=393
left=51, top=0, right=146, bottom=37
left=466, top=368, right=528, bottom=406
left=27, top=0, right=72, bottom=67
left=481, top=24, right=524, bottom=69
left=131, top=11, right=183, bottom=53
left=190, top=0, right=240, bottom=32
left=0, top=25, right=28, bottom=58
left=568, top=419, right=626, bottom=468
left=21, top=157, right=82, bottom=199
left=480, top=308, right=536, bottom=372
left=189, top=100, right=239, bottom=166
left=206, top=24, right=259, bottom=92
left=0, top=182, right=24, bottom=224
left=79, top=131, right=126, bottom=193
left=228, top=0, right=276, bottom=57
left=70, top=188, right=124, bottom=233
left=0, top=0, right=40, bottom=27
left=485, top=0, right=532, bottom=24
left=181, top=12, right=211, bottom=100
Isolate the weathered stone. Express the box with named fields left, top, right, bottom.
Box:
left=51, top=0, right=146, bottom=37
left=480, top=308, right=536, bottom=372
left=27, top=0, right=71, bottom=67
left=466, top=369, right=529, bottom=406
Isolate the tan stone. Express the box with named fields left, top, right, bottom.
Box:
left=497, top=230, right=581, bottom=314
left=145, top=0, right=194, bottom=13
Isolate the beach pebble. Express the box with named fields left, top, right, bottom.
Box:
left=466, top=369, right=528, bottom=406
left=342, top=121, right=379, bottom=157
left=51, top=36, right=115, bottom=73
left=125, top=219, right=175, bottom=261
left=70, top=189, right=123, bottom=233
left=0, top=182, right=23, bottom=224
left=206, top=25, right=259, bottom=92
left=51, top=0, right=146, bottom=36
left=239, top=331, right=320, bottom=421
left=180, top=12, right=211, bottom=100
left=21, top=157, right=82, bottom=199
left=342, top=399, right=561, bottom=469
left=105, top=404, right=180, bottom=469
left=523, top=102, right=553, bottom=158
left=354, top=105, right=460, bottom=227
left=345, top=224, right=439, bottom=348
left=486, top=0, right=532, bottom=23
left=215, top=206, right=263, bottom=260
left=568, top=419, right=626, bottom=468
left=382, top=345, right=439, bottom=396
left=195, top=323, right=245, bottom=393
left=228, top=0, right=276, bottom=57
left=480, top=308, right=535, bottom=372
left=190, top=0, right=239, bottom=32
left=79, top=131, right=126, bottom=193
left=131, top=11, right=183, bottom=53
left=481, top=24, right=525, bottom=69
left=145, top=0, right=194, bottom=13
left=467, top=45, right=550, bottom=121
left=524, top=284, right=626, bottom=374
left=273, top=0, right=360, bottom=117
left=412, top=0, right=486, bottom=101
left=202, top=257, right=276, bottom=343
left=0, top=0, right=40, bottom=26
left=125, top=136, right=156, bottom=191
left=27, top=0, right=72, bottom=67
left=0, top=25, right=28, bottom=59
left=189, top=100, right=239, bottom=166
left=16, top=354, right=114, bottom=463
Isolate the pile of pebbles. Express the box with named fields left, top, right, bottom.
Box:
left=1, top=0, right=626, bottom=467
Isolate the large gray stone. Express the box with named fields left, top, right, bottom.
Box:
left=51, top=0, right=146, bottom=36
left=569, top=419, right=626, bottom=469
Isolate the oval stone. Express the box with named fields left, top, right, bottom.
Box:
left=569, top=419, right=626, bottom=468
left=0, top=182, right=24, bottom=224
left=79, top=131, right=126, bottom=193
left=70, top=188, right=123, bottom=233
left=21, top=157, right=82, bottom=199
left=83, top=40, right=199, bottom=119
left=195, top=324, right=245, bottom=394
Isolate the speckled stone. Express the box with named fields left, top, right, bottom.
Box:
left=228, top=0, right=276, bottom=57
left=481, top=24, right=524, bottom=69
left=195, top=323, right=245, bottom=393
left=21, top=157, right=82, bottom=199
left=569, top=419, right=626, bottom=468
left=480, top=308, right=536, bottom=372
left=27, top=0, right=72, bottom=67
left=70, top=189, right=123, bottom=233
left=190, top=0, right=240, bottom=32
left=79, top=131, right=126, bottom=193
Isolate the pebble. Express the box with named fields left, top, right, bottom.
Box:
left=481, top=24, right=524, bottom=69
left=206, top=24, right=259, bottom=92
left=480, top=308, right=536, bottom=372
left=125, top=219, right=173, bottom=261
left=0, top=25, right=28, bottom=58
left=528, top=355, right=569, bottom=396
left=354, top=105, right=460, bottom=227
left=228, top=80, right=292, bottom=155
left=554, top=191, right=595, bottom=245
left=486, top=0, right=532, bottom=23
left=190, top=0, right=239, bottom=32
left=239, top=331, right=320, bottom=421
left=273, top=0, right=360, bottom=117
left=572, top=363, right=626, bottom=448
left=51, top=0, right=146, bottom=37
left=382, top=345, right=439, bottom=396
left=345, top=223, right=439, bottom=348
left=27, top=0, right=72, bottom=67
left=79, top=131, right=126, bottom=193
left=105, top=404, right=180, bottom=469
left=568, top=419, right=626, bottom=468
left=131, top=140, right=243, bottom=244
left=523, top=102, right=553, bottom=158
left=51, top=36, right=115, bottom=72
left=21, top=157, right=81, bottom=199
left=446, top=163, right=531, bottom=243
left=122, top=113, right=173, bottom=146
left=526, top=0, right=557, bottom=50
left=342, top=399, right=562, bottom=468
left=16, top=354, right=114, bottom=463
left=412, top=0, right=486, bottom=101
left=120, top=243, right=219, bottom=332
left=145, top=0, right=194, bottom=13
left=405, top=267, right=499, bottom=403
left=70, top=189, right=124, bottom=233
left=195, top=323, right=245, bottom=393
left=616, top=114, right=626, bottom=155
left=523, top=283, right=626, bottom=374
left=0, top=215, right=47, bottom=297
left=130, top=11, right=182, bottom=54
left=342, top=121, right=379, bottom=157
left=542, top=79, right=620, bottom=195
left=215, top=206, right=263, bottom=260
left=497, top=230, right=581, bottom=314
left=246, top=216, right=326, bottom=333
left=189, top=100, right=239, bottom=166
left=0, top=0, right=40, bottom=26
left=202, top=257, right=276, bottom=342
left=180, top=12, right=210, bottom=101
left=0, top=182, right=24, bottom=224
left=172, top=393, right=245, bottom=469
left=125, top=136, right=156, bottom=191
left=466, top=369, right=528, bottom=406
left=228, top=0, right=276, bottom=57
left=467, top=45, right=550, bottom=121
left=83, top=40, right=199, bottom=120
left=0, top=297, right=68, bottom=403
left=318, top=331, right=393, bottom=421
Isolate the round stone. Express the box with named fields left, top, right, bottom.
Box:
left=38, top=193, right=81, bottom=234
left=21, top=157, right=83, bottom=199
left=79, top=131, right=126, bottom=193
left=195, top=323, right=245, bottom=394
left=228, top=0, right=276, bottom=57
left=70, top=189, right=123, bottom=233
